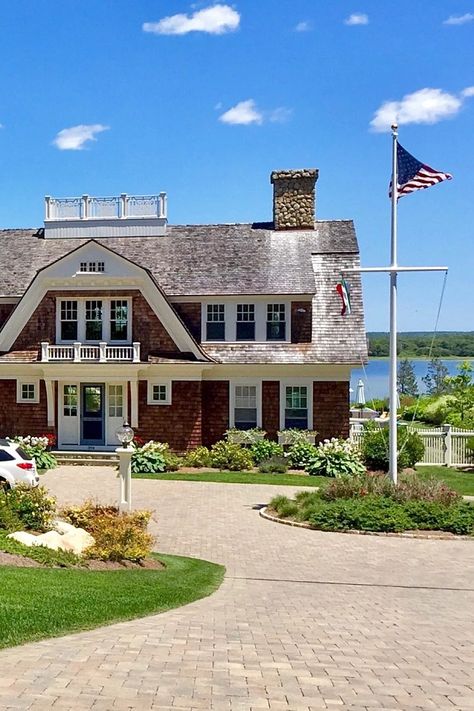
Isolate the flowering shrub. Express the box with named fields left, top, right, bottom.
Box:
left=11, top=435, right=57, bottom=470
left=182, top=446, right=212, bottom=468
left=250, top=439, right=283, bottom=464
left=209, top=441, right=254, bottom=471
left=3, top=485, right=56, bottom=531
left=306, top=438, right=365, bottom=478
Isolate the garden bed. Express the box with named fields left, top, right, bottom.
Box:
left=266, top=473, right=474, bottom=537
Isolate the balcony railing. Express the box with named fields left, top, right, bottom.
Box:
left=44, top=193, right=167, bottom=221
left=41, top=342, right=140, bottom=363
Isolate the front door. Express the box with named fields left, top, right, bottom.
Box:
left=81, top=384, right=105, bottom=446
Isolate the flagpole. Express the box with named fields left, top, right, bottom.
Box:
left=389, top=123, right=398, bottom=484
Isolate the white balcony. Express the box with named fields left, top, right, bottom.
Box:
left=41, top=342, right=140, bottom=363
left=43, top=193, right=167, bottom=239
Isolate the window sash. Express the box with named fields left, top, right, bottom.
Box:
left=152, top=384, right=167, bottom=402
left=110, top=300, right=128, bottom=341
left=267, top=304, right=286, bottom=341
left=108, top=385, right=123, bottom=417
left=284, top=386, right=308, bottom=429
left=21, top=384, right=36, bottom=401
left=234, top=385, right=257, bottom=429
left=85, top=300, right=103, bottom=340
left=64, top=385, right=78, bottom=417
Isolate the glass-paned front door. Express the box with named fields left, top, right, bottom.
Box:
left=81, top=384, right=105, bottom=445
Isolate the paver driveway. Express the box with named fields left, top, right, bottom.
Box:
left=1, top=466, right=474, bottom=711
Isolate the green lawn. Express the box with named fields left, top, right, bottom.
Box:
left=415, top=466, right=474, bottom=496
left=0, top=553, right=224, bottom=649
left=132, top=470, right=326, bottom=487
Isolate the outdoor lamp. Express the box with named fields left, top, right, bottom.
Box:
left=116, top=421, right=134, bottom=448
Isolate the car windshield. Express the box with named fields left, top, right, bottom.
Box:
left=15, top=446, right=33, bottom=461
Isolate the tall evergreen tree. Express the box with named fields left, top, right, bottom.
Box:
left=421, top=357, right=450, bottom=396
left=397, top=358, right=419, bottom=396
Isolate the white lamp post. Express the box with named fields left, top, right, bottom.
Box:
left=116, top=422, right=134, bottom=512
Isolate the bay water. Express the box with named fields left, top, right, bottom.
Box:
left=350, top=359, right=473, bottom=401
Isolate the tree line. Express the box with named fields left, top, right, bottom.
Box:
left=368, top=332, right=474, bottom=358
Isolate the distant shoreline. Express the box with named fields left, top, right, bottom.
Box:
left=369, top=356, right=474, bottom=361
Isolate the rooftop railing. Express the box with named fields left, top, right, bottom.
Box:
left=44, top=193, right=167, bottom=221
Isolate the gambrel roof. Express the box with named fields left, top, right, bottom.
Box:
left=0, top=220, right=358, bottom=297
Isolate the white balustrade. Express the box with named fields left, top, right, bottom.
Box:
left=44, top=194, right=167, bottom=221
left=40, top=342, right=140, bottom=363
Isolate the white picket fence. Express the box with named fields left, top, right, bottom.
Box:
left=349, top=423, right=474, bottom=468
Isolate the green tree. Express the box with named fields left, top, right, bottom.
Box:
left=445, top=361, right=474, bottom=422
left=397, top=359, right=419, bottom=396
left=421, top=357, right=450, bottom=396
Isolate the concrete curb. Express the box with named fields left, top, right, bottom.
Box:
left=259, top=506, right=474, bottom=541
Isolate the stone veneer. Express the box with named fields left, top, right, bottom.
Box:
left=271, top=169, right=318, bottom=230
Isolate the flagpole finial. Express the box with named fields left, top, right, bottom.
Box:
left=391, top=123, right=398, bottom=134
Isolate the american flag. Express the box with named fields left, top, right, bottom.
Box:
left=389, top=143, right=452, bottom=198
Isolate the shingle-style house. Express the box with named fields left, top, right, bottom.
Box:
left=0, top=169, right=367, bottom=451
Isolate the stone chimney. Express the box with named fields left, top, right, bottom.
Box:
left=270, top=169, right=318, bottom=230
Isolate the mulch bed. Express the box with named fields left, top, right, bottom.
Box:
left=0, top=550, right=164, bottom=570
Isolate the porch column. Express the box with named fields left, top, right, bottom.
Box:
left=44, top=379, right=55, bottom=427
left=130, top=379, right=139, bottom=429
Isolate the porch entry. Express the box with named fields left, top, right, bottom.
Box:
left=59, top=382, right=126, bottom=449
left=81, top=384, right=104, bottom=445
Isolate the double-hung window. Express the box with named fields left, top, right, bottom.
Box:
left=236, top=304, right=255, bottom=341
left=267, top=304, right=286, bottom=341
left=85, top=300, right=103, bottom=341
left=285, top=386, right=308, bottom=429
left=60, top=301, right=78, bottom=341
left=108, top=385, right=123, bottom=418
left=206, top=304, right=225, bottom=340
left=110, top=300, right=128, bottom=341
left=234, top=385, right=257, bottom=429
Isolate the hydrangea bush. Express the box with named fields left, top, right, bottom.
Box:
left=11, top=435, right=57, bottom=470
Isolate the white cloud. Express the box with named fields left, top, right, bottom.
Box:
left=443, top=13, right=474, bottom=25
left=369, top=87, right=474, bottom=132
left=218, top=100, right=292, bottom=126
left=219, top=99, right=263, bottom=125
left=268, top=107, right=293, bottom=123
left=344, top=13, right=369, bottom=26
left=294, top=20, right=311, bottom=32
left=143, top=4, right=240, bottom=36
left=53, top=124, right=109, bottom=150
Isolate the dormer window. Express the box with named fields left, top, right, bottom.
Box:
left=267, top=304, right=286, bottom=341
left=206, top=304, right=225, bottom=341
left=80, top=261, right=105, bottom=273
left=236, top=304, right=255, bottom=341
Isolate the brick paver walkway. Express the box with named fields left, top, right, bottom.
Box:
left=1, top=466, right=474, bottom=711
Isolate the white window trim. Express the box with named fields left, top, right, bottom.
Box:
left=279, top=379, right=313, bottom=430
left=56, top=297, right=132, bottom=345
left=147, top=379, right=172, bottom=406
left=201, top=300, right=291, bottom=344
left=229, top=379, right=262, bottom=428
left=17, top=379, right=39, bottom=404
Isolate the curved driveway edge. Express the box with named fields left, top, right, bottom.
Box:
left=0, top=465, right=473, bottom=711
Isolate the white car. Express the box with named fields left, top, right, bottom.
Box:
left=0, top=439, right=39, bottom=489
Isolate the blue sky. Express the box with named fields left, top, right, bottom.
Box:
left=0, top=1, right=473, bottom=331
